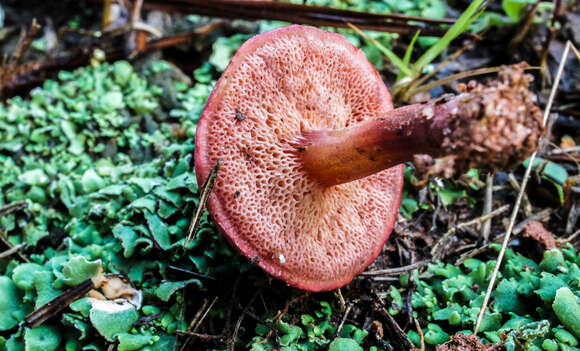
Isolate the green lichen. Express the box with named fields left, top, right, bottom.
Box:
left=0, top=276, right=25, bottom=331
left=408, top=246, right=580, bottom=350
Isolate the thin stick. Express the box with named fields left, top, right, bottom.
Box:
left=374, top=293, right=415, bottom=350
left=196, top=297, right=218, bottom=331
left=508, top=173, right=532, bottom=217
left=407, top=66, right=540, bottom=98
left=549, top=146, right=580, bottom=154
left=10, top=19, right=41, bottom=67
left=481, top=173, right=494, bottom=244
left=168, top=265, right=217, bottom=280
left=334, top=288, right=346, bottom=312
left=557, top=227, right=580, bottom=246
left=175, top=331, right=223, bottom=340
left=334, top=303, right=353, bottom=338
left=178, top=297, right=218, bottom=351
left=431, top=205, right=510, bottom=260
left=188, top=299, right=210, bottom=333
left=25, top=279, right=95, bottom=328
left=185, top=160, right=221, bottom=244
left=230, top=288, right=263, bottom=351
left=0, top=231, right=29, bottom=263
left=414, top=318, right=425, bottom=351
left=0, top=242, right=26, bottom=259
left=362, top=260, right=427, bottom=276
left=0, top=200, right=28, bottom=217
left=474, top=40, right=572, bottom=335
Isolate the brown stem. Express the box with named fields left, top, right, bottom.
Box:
left=298, top=63, right=544, bottom=187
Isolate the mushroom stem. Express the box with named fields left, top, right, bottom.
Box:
left=298, top=98, right=464, bottom=186
left=298, top=66, right=544, bottom=187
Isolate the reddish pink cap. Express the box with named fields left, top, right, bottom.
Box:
left=195, top=25, right=404, bottom=291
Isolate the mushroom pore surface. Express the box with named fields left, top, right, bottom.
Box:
left=195, top=25, right=404, bottom=291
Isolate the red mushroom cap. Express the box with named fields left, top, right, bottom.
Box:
left=195, top=25, right=404, bottom=291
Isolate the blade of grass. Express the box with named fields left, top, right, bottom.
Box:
left=397, top=30, right=421, bottom=81
left=347, top=22, right=413, bottom=78
left=411, top=0, right=486, bottom=75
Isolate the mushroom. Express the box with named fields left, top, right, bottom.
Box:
left=195, top=25, right=543, bottom=291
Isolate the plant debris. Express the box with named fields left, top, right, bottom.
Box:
left=434, top=333, right=504, bottom=351
left=413, top=63, right=544, bottom=179
left=523, top=220, right=556, bottom=250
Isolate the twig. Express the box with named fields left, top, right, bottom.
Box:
left=175, top=331, right=224, bottom=341
left=185, top=160, right=221, bottom=244
left=230, top=286, right=264, bottom=351
left=138, top=0, right=457, bottom=36
left=25, top=279, right=95, bottom=328
left=0, top=230, right=30, bottom=263
left=0, top=200, right=28, bottom=217
left=405, top=272, right=416, bottom=330
left=431, top=205, right=510, bottom=260
left=362, top=260, right=427, bottom=276
left=223, top=276, right=240, bottom=342
left=179, top=298, right=210, bottom=351
left=473, top=40, right=572, bottom=336
left=481, top=172, right=494, bottom=244
left=179, top=296, right=218, bottom=351
left=557, top=227, right=580, bottom=246
left=127, top=0, right=146, bottom=57
left=168, top=265, right=217, bottom=280
left=334, top=302, right=353, bottom=338
left=334, top=288, right=346, bottom=312
left=0, top=242, right=27, bottom=259
left=404, top=66, right=540, bottom=99
left=414, top=318, right=425, bottom=351
left=0, top=26, right=219, bottom=98
left=10, top=19, right=41, bottom=67
left=373, top=292, right=415, bottom=351
left=549, top=146, right=580, bottom=155
left=508, top=173, right=532, bottom=217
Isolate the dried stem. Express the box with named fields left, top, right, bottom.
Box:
left=25, top=279, right=95, bottom=328
left=414, top=318, right=425, bottom=351
left=185, top=160, right=221, bottom=244
left=508, top=173, right=533, bottom=216
left=362, top=260, right=427, bottom=276
left=0, top=200, right=28, bottom=217
left=481, top=172, right=494, bottom=244
left=138, top=0, right=456, bottom=36
left=334, top=303, right=354, bottom=338
left=0, top=243, right=27, bottom=259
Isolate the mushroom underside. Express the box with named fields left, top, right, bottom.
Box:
left=194, top=25, right=404, bottom=291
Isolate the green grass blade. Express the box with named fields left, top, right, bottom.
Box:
left=397, top=30, right=421, bottom=81
left=411, top=0, right=486, bottom=74
left=348, top=23, right=413, bottom=78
